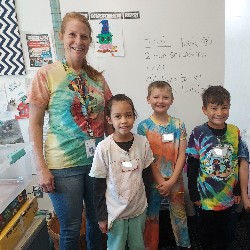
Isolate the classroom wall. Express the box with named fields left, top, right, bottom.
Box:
left=59, top=0, right=225, bottom=137
left=3, top=0, right=248, bottom=213
left=225, top=0, right=250, bottom=131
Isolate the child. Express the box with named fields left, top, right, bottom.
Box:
left=239, top=128, right=250, bottom=211
left=186, top=85, right=241, bottom=250
left=89, top=94, right=154, bottom=250
left=137, top=81, right=191, bottom=249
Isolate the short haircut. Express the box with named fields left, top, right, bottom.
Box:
left=202, top=85, right=231, bottom=108
left=107, top=94, right=137, bottom=118
left=147, top=81, right=173, bottom=99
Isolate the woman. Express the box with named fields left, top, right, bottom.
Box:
left=28, top=12, right=112, bottom=250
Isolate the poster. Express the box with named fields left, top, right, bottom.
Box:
left=92, top=19, right=125, bottom=57
left=4, top=80, right=29, bottom=119
left=23, top=32, right=56, bottom=69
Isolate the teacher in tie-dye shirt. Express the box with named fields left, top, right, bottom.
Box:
left=28, top=12, right=112, bottom=250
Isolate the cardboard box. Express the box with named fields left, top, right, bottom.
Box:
left=0, top=189, right=27, bottom=232
left=0, top=197, right=38, bottom=250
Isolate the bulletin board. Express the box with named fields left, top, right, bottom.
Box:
left=59, top=0, right=225, bottom=135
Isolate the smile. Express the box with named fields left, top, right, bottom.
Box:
left=71, top=47, right=84, bottom=51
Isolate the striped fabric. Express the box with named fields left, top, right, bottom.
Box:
left=0, top=0, right=26, bottom=75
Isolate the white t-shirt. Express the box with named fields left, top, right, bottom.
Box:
left=89, top=133, right=154, bottom=228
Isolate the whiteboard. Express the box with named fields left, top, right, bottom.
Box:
left=225, top=0, right=250, bottom=131
left=59, top=0, right=225, bottom=136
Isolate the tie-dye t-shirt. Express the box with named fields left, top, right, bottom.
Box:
left=239, top=128, right=250, bottom=197
left=137, top=116, right=186, bottom=177
left=186, top=123, right=240, bottom=210
left=240, top=128, right=250, bottom=162
left=28, top=59, right=112, bottom=169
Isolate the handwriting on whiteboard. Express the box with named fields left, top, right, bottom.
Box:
left=144, top=36, right=213, bottom=94
left=144, top=36, right=212, bottom=60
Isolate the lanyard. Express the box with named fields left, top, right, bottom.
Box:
left=62, top=58, right=93, bottom=137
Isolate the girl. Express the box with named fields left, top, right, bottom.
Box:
left=89, top=94, right=154, bottom=250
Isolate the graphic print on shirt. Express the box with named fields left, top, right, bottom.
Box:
left=204, top=143, right=234, bottom=181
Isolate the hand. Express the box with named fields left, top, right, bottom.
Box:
left=98, top=220, right=108, bottom=234
left=37, top=167, right=55, bottom=193
left=193, top=200, right=202, bottom=207
left=242, top=197, right=250, bottom=211
left=234, top=195, right=241, bottom=205
left=156, top=179, right=174, bottom=196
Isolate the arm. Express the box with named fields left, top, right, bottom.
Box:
left=93, top=178, right=108, bottom=233
left=151, top=159, right=165, bottom=185
left=240, top=158, right=250, bottom=210
left=187, top=156, right=201, bottom=205
left=142, top=165, right=153, bottom=203
left=29, top=104, right=55, bottom=193
left=157, top=139, right=187, bottom=196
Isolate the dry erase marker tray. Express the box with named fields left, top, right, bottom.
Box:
left=0, top=143, right=33, bottom=214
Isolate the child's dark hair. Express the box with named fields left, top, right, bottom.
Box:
left=107, top=94, right=137, bottom=118
left=202, top=85, right=231, bottom=108
left=147, top=81, right=174, bottom=99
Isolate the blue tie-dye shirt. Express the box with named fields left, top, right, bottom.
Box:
left=28, top=60, right=112, bottom=169
left=186, top=123, right=241, bottom=210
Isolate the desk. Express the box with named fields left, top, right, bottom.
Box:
left=14, top=216, right=51, bottom=250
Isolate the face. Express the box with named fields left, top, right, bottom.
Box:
left=107, top=101, right=135, bottom=140
left=60, top=19, right=91, bottom=65
left=202, top=101, right=230, bottom=129
left=147, top=87, right=173, bottom=114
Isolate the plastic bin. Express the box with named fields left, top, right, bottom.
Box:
left=0, top=143, right=33, bottom=214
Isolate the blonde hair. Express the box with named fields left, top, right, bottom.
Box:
left=147, top=81, right=173, bottom=99
left=61, top=12, right=103, bottom=81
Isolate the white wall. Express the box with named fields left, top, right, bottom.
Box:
left=225, top=0, right=250, bottom=131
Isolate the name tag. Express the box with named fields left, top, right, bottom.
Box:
left=121, top=159, right=138, bottom=172
left=162, top=133, right=174, bottom=142
left=211, top=147, right=228, bottom=158
left=85, top=139, right=96, bottom=158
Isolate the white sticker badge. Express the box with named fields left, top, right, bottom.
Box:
left=162, top=133, right=174, bottom=142
left=85, top=139, right=96, bottom=158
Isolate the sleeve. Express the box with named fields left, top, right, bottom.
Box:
left=27, top=68, right=50, bottom=108
left=187, top=156, right=201, bottom=202
left=143, top=139, right=154, bottom=169
left=93, top=178, right=108, bottom=221
left=179, top=120, right=187, bottom=141
left=142, top=166, right=153, bottom=203
left=186, top=129, right=200, bottom=159
left=137, top=121, right=146, bottom=136
left=89, top=142, right=108, bottom=178
left=233, top=179, right=241, bottom=196
left=238, top=129, right=250, bottom=162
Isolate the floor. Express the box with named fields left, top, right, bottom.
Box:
left=159, top=209, right=250, bottom=250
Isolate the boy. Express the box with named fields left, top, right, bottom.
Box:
left=239, top=128, right=250, bottom=211
left=137, top=81, right=191, bottom=250
left=186, top=85, right=241, bottom=250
